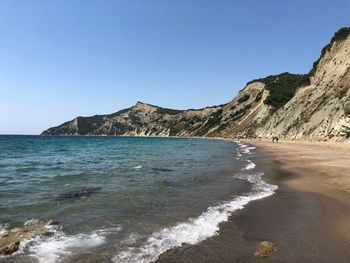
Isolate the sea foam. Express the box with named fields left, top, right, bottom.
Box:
left=0, top=224, right=8, bottom=235
left=236, top=141, right=255, bottom=155
left=24, top=225, right=121, bottom=263
left=243, top=160, right=256, bottom=170
left=24, top=218, right=40, bottom=226
left=113, top=173, right=277, bottom=263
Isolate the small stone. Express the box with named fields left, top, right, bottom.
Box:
left=254, top=241, right=278, bottom=258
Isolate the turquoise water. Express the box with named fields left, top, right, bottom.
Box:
left=0, top=136, right=275, bottom=263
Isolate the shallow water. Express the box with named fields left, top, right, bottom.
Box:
left=0, top=136, right=276, bottom=263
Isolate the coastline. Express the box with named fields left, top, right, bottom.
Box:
left=2, top=137, right=350, bottom=262
left=156, top=140, right=350, bottom=262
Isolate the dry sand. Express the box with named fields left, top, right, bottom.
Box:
left=250, top=140, right=350, bottom=196
left=247, top=140, right=350, bottom=248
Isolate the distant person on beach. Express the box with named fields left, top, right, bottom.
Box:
left=272, top=136, right=279, bottom=143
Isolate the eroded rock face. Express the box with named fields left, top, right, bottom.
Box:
left=41, top=28, right=350, bottom=142
left=0, top=221, right=53, bottom=255
left=256, top=28, right=350, bottom=142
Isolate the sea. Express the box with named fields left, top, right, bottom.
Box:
left=0, top=135, right=277, bottom=263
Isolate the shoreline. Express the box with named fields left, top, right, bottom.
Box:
left=2, top=137, right=350, bottom=262
left=156, top=140, right=350, bottom=262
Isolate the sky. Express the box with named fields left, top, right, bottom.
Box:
left=1, top=0, right=349, bottom=134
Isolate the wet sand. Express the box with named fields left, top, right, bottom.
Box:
left=156, top=140, right=350, bottom=263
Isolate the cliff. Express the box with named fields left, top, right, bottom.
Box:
left=42, top=28, right=350, bottom=142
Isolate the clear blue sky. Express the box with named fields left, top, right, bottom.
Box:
left=1, top=0, right=349, bottom=134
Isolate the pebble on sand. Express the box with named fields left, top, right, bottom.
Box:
left=254, top=241, right=278, bottom=258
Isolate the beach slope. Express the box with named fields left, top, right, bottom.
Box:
left=156, top=140, right=350, bottom=262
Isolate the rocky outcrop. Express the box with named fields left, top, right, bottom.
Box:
left=42, top=101, right=224, bottom=137
left=0, top=220, right=53, bottom=255
left=42, top=28, right=350, bottom=142
left=255, top=28, right=350, bottom=141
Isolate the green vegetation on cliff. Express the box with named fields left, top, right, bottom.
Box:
left=76, top=116, right=104, bottom=135
left=263, top=73, right=310, bottom=110
left=249, top=72, right=310, bottom=110
left=156, top=107, right=183, bottom=115
left=195, top=109, right=223, bottom=136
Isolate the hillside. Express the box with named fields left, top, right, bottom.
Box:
left=42, top=28, right=350, bottom=142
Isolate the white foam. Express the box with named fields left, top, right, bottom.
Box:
left=121, top=233, right=139, bottom=246
left=113, top=173, right=277, bottom=263
left=242, top=160, right=256, bottom=170
left=94, top=226, right=122, bottom=235
left=0, top=224, right=8, bottom=235
left=133, top=165, right=142, bottom=170
left=242, top=148, right=251, bottom=154
left=236, top=142, right=252, bottom=154
left=234, top=141, right=255, bottom=155
left=234, top=173, right=277, bottom=195
left=25, top=225, right=120, bottom=263
left=24, top=219, right=40, bottom=226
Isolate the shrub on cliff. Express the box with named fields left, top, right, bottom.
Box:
left=261, top=72, right=309, bottom=110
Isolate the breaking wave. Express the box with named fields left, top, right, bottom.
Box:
left=113, top=172, right=277, bottom=263
left=22, top=225, right=121, bottom=263
left=243, top=160, right=256, bottom=170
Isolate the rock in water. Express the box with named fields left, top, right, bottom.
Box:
left=151, top=167, right=174, bottom=172
left=54, top=186, right=101, bottom=201
left=0, top=240, right=20, bottom=255
left=0, top=220, right=53, bottom=255
left=254, top=241, right=278, bottom=258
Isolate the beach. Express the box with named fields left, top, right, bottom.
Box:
left=1, top=137, right=350, bottom=262
left=156, top=140, right=350, bottom=262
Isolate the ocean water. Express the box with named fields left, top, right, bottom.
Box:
left=0, top=135, right=276, bottom=263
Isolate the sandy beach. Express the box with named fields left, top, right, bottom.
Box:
left=156, top=140, right=350, bottom=262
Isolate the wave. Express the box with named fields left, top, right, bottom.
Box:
left=235, top=141, right=255, bottom=155
left=133, top=165, right=143, bottom=170
left=21, top=225, right=121, bottom=263
left=113, top=172, right=277, bottom=263
left=24, top=218, right=40, bottom=226
left=241, top=146, right=251, bottom=154
left=0, top=224, right=8, bottom=235
left=242, top=160, right=256, bottom=170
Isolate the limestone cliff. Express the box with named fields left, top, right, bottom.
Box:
left=42, top=28, right=350, bottom=142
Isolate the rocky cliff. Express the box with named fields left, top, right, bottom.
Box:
left=42, top=28, right=350, bottom=142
